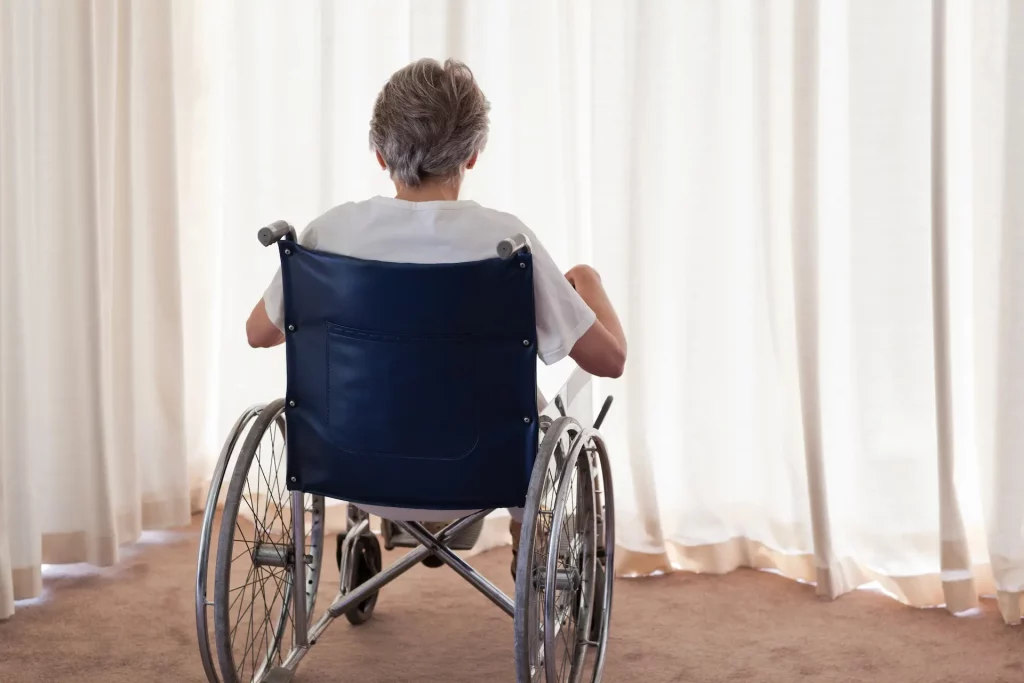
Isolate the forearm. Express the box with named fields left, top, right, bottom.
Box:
left=246, top=299, right=286, bottom=348
left=576, top=282, right=626, bottom=353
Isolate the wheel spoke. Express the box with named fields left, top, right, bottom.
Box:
left=255, top=446, right=275, bottom=535
left=243, top=470, right=259, bottom=531
left=265, top=567, right=293, bottom=640
left=232, top=545, right=256, bottom=564
left=230, top=562, right=258, bottom=641
left=258, top=442, right=290, bottom=543
left=246, top=568, right=268, bottom=677
left=262, top=430, right=278, bottom=532
left=251, top=566, right=282, bottom=673
left=229, top=573, right=275, bottom=595
left=239, top=574, right=257, bottom=681
left=254, top=568, right=277, bottom=663
left=233, top=521, right=255, bottom=553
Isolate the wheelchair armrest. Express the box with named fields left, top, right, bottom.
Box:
left=496, top=232, right=533, bottom=259
left=258, top=220, right=297, bottom=247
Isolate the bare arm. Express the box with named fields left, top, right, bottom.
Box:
left=246, top=299, right=285, bottom=348
left=565, top=265, right=627, bottom=378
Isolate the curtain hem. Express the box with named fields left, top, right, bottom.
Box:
left=617, top=539, right=1021, bottom=625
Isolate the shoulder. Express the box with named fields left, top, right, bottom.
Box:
left=471, top=206, right=563, bottom=266
left=468, top=204, right=541, bottom=242
left=300, top=200, right=376, bottom=247
left=306, top=200, right=371, bottom=230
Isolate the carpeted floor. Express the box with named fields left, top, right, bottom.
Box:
left=1, top=516, right=1022, bottom=683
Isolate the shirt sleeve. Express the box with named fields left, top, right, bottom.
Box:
left=526, top=232, right=597, bottom=365
left=262, top=223, right=318, bottom=331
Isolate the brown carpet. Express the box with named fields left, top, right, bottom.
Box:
left=1, top=516, right=1021, bottom=683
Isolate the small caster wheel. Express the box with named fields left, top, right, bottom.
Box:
left=338, top=533, right=382, bottom=625
left=422, top=555, right=444, bottom=569
left=420, top=521, right=454, bottom=568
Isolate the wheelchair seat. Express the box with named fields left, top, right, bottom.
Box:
left=194, top=221, right=616, bottom=683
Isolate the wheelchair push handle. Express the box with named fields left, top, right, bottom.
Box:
left=258, top=220, right=297, bottom=247
left=496, top=232, right=533, bottom=260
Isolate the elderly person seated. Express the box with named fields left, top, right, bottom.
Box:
left=245, top=58, right=626, bottom=576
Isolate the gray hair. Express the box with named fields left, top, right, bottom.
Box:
left=370, top=58, right=490, bottom=187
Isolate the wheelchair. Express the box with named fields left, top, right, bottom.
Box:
left=194, top=221, right=617, bottom=683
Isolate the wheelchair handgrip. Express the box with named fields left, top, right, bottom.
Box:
left=496, top=233, right=533, bottom=260
left=594, top=395, right=613, bottom=430
left=258, top=220, right=297, bottom=247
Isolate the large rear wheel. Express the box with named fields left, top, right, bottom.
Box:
left=212, top=399, right=325, bottom=683
left=196, top=404, right=264, bottom=683
left=515, top=418, right=588, bottom=683
left=543, top=430, right=597, bottom=683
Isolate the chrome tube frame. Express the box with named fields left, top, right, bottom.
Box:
left=393, top=520, right=516, bottom=617
left=290, top=491, right=309, bottom=649
left=324, top=510, right=494, bottom=617
left=195, top=404, right=264, bottom=683
left=261, top=509, right=496, bottom=682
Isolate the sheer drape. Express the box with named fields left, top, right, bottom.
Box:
left=595, top=0, right=1024, bottom=623
left=0, top=0, right=189, bottom=619
left=590, top=0, right=1024, bottom=622
left=2, top=0, right=1022, bottom=624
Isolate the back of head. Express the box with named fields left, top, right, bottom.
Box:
left=370, top=58, right=491, bottom=188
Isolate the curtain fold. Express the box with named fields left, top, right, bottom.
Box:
left=930, top=0, right=978, bottom=614
left=607, top=0, right=1024, bottom=623
left=0, top=0, right=189, bottom=620
left=985, top=0, right=1024, bottom=623
left=1, top=0, right=1022, bottom=626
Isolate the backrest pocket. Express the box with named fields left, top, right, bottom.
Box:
left=325, top=322, right=479, bottom=460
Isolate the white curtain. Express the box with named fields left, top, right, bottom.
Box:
left=2, top=0, right=1022, bottom=625
left=0, top=0, right=190, bottom=619
left=593, top=0, right=1024, bottom=623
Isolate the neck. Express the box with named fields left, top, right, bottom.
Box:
left=394, top=181, right=461, bottom=202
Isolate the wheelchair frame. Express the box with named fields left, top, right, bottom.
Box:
left=195, top=222, right=616, bottom=683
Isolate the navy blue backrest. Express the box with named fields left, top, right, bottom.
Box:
left=278, top=241, right=539, bottom=510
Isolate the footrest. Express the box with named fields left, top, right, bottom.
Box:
left=383, top=526, right=420, bottom=549
left=381, top=518, right=484, bottom=551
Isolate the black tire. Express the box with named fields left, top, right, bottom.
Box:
left=589, top=561, right=607, bottom=643
left=584, top=434, right=615, bottom=682
left=344, top=534, right=382, bottom=625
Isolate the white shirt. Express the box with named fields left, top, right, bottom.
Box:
left=263, top=196, right=596, bottom=366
